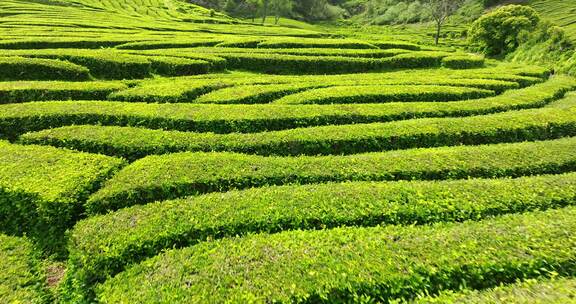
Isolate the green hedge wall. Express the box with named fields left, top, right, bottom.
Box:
left=273, top=85, right=495, bottom=104
left=0, top=141, right=125, bottom=254
left=1, top=75, right=570, bottom=138
left=146, top=56, right=211, bottom=76
left=96, top=207, right=576, bottom=303
left=416, top=277, right=576, bottom=303
left=0, top=234, right=48, bottom=303
left=0, top=81, right=128, bottom=104
left=65, top=173, right=576, bottom=301
left=84, top=137, right=576, bottom=213
left=0, top=57, right=90, bottom=81
left=20, top=101, right=576, bottom=159
left=442, top=55, right=486, bottom=69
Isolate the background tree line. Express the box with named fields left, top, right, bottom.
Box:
left=188, top=0, right=345, bottom=22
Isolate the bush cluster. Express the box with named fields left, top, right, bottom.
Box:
left=96, top=207, right=576, bottom=303
left=65, top=173, right=576, bottom=302
left=0, top=57, right=90, bottom=81
left=80, top=137, right=576, bottom=213
left=0, top=141, right=125, bottom=254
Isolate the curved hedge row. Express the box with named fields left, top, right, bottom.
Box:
left=273, top=85, right=495, bottom=104
left=0, top=56, right=90, bottom=81
left=96, top=207, right=576, bottom=303
left=219, top=51, right=451, bottom=74
left=0, top=74, right=567, bottom=138
left=31, top=50, right=152, bottom=79
left=0, top=141, right=125, bottom=254
left=1, top=76, right=571, bottom=140
left=146, top=56, right=211, bottom=76
left=0, top=234, right=47, bottom=303
left=370, top=40, right=421, bottom=50
left=194, top=83, right=322, bottom=104
left=256, top=38, right=378, bottom=49
left=416, top=277, right=576, bottom=303
left=115, top=39, right=223, bottom=50
left=0, top=38, right=133, bottom=49
left=0, top=49, right=218, bottom=79
left=442, top=55, right=485, bottom=69
left=66, top=173, right=576, bottom=299
left=107, top=79, right=228, bottom=103
left=108, top=73, right=525, bottom=103
left=223, top=47, right=411, bottom=58
left=84, top=137, right=576, bottom=213
left=0, top=81, right=128, bottom=104
left=21, top=100, right=576, bottom=159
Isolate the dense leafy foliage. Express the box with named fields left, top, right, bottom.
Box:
left=96, top=207, right=576, bottom=303
left=469, top=5, right=541, bottom=55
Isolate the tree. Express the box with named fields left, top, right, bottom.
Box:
left=423, top=0, right=465, bottom=45
left=270, top=0, right=293, bottom=24
left=468, top=5, right=540, bottom=56
left=259, top=0, right=270, bottom=23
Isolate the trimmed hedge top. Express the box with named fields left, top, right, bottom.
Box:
left=0, top=141, right=125, bottom=253
left=416, top=277, right=576, bottom=303
left=0, top=56, right=90, bottom=81
left=0, top=141, right=124, bottom=203
left=0, top=234, right=47, bottom=303
left=272, top=85, right=495, bottom=104
left=67, top=173, right=576, bottom=296
left=85, top=137, right=576, bottom=213
left=96, top=207, right=576, bottom=303
left=1, top=75, right=572, bottom=138
left=19, top=96, right=576, bottom=159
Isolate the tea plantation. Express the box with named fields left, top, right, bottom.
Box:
left=1, top=0, right=576, bottom=303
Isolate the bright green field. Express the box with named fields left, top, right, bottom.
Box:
left=1, top=0, right=576, bottom=303
left=530, top=0, right=576, bottom=41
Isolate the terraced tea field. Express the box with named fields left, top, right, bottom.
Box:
left=530, top=0, right=576, bottom=40
left=2, top=0, right=576, bottom=303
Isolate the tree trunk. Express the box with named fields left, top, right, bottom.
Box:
left=262, top=1, right=268, bottom=24
left=435, top=21, right=441, bottom=45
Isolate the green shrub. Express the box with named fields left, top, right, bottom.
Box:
left=96, top=207, right=576, bottom=303
left=383, top=52, right=448, bottom=69
left=0, top=141, right=125, bottom=254
left=115, top=39, right=223, bottom=50
left=0, top=81, right=128, bottom=104
left=1, top=76, right=572, bottom=139
left=108, top=79, right=228, bottom=102
left=66, top=173, right=576, bottom=300
left=370, top=40, right=421, bottom=50
left=0, top=57, right=90, bottom=81
left=221, top=53, right=384, bottom=74
left=416, top=277, right=576, bottom=303
left=469, top=5, right=541, bottom=55
left=0, top=234, right=48, bottom=303
left=146, top=56, right=211, bottom=76
left=442, top=55, right=485, bottom=69
left=84, top=137, right=576, bottom=213
left=0, top=50, right=153, bottom=79
left=219, top=51, right=451, bottom=74
left=0, top=38, right=133, bottom=49
left=194, top=83, right=323, bottom=104
left=125, top=50, right=228, bottom=71
left=257, top=38, right=378, bottom=49
left=222, top=47, right=412, bottom=58
left=215, top=38, right=263, bottom=48
left=20, top=97, right=576, bottom=159
left=274, top=85, right=495, bottom=104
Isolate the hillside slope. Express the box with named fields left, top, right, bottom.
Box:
left=0, top=0, right=322, bottom=43
left=530, top=0, right=576, bottom=40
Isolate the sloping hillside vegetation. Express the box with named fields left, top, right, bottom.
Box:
left=1, top=0, right=576, bottom=303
